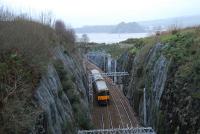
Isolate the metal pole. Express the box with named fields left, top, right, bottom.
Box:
left=107, top=55, right=111, bottom=73
left=104, top=55, right=105, bottom=72
left=144, top=88, right=147, bottom=126
left=114, top=60, right=117, bottom=83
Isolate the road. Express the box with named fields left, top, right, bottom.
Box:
left=86, top=60, right=140, bottom=129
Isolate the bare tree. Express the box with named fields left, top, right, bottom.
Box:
left=0, top=6, right=14, bottom=21
left=79, top=34, right=90, bottom=53
left=39, top=11, right=55, bottom=26
left=81, top=34, right=89, bottom=44
left=55, top=20, right=75, bottom=44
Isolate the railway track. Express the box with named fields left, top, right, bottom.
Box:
left=94, top=95, right=114, bottom=129
left=101, top=113, right=104, bottom=129
left=108, top=82, right=132, bottom=128
left=115, top=85, right=134, bottom=127
left=114, top=84, right=140, bottom=127
left=86, top=59, right=139, bottom=129
left=109, top=92, right=124, bottom=128
left=106, top=100, right=113, bottom=129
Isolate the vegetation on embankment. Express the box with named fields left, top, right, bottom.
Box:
left=158, top=27, right=200, bottom=134
left=118, top=26, right=200, bottom=134
left=0, top=19, right=58, bottom=133
left=0, top=10, right=91, bottom=133
left=89, top=38, right=146, bottom=59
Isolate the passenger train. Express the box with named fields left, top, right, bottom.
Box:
left=91, top=69, right=110, bottom=105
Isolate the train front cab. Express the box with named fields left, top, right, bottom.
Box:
left=97, top=90, right=110, bottom=106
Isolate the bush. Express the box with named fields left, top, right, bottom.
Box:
left=0, top=20, right=58, bottom=72
left=62, top=120, right=76, bottom=134
left=62, top=80, right=74, bottom=91
left=0, top=50, right=40, bottom=134
left=72, top=103, right=92, bottom=130
left=54, top=20, right=76, bottom=52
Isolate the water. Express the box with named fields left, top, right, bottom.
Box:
left=76, top=33, right=150, bottom=43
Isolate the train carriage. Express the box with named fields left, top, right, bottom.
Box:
left=91, top=69, right=104, bottom=81
left=91, top=69, right=110, bottom=105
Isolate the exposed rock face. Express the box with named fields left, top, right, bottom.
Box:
left=120, top=43, right=200, bottom=134
left=54, top=47, right=89, bottom=101
left=34, top=47, right=90, bottom=134
left=139, top=45, right=170, bottom=128
left=124, top=44, right=170, bottom=127
left=34, top=65, right=74, bottom=134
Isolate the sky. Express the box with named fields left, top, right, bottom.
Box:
left=1, top=0, right=200, bottom=27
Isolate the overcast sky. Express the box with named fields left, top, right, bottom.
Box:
left=1, top=0, right=200, bottom=27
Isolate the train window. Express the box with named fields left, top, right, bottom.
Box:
left=99, top=91, right=106, bottom=96
left=98, top=91, right=109, bottom=96
left=107, top=92, right=110, bottom=95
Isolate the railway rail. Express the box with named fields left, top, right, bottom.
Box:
left=108, top=82, right=131, bottom=128
left=78, top=127, right=156, bottom=134
left=115, top=84, right=139, bottom=126
left=109, top=92, right=124, bottom=128
left=86, top=59, right=139, bottom=129
left=80, top=58, right=157, bottom=134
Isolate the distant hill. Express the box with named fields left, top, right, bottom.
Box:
left=139, top=15, right=200, bottom=31
left=75, top=15, right=200, bottom=33
left=75, top=22, right=146, bottom=33
left=111, top=22, right=145, bottom=33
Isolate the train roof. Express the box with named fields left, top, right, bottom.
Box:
left=96, top=81, right=108, bottom=91
left=91, top=69, right=100, bottom=74
left=91, top=69, right=103, bottom=81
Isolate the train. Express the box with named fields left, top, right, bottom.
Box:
left=91, top=69, right=110, bottom=105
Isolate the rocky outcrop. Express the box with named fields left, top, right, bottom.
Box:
left=34, top=65, right=75, bottom=134
left=121, top=42, right=200, bottom=134
left=139, top=45, right=170, bottom=128
left=125, top=43, right=170, bottom=127
left=33, top=46, right=91, bottom=134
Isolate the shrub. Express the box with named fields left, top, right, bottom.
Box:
left=191, top=92, right=200, bottom=99
left=62, top=120, right=76, bottom=134
left=0, top=20, right=58, bottom=72
left=62, top=80, right=74, bottom=92
left=0, top=50, right=40, bottom=134
left=72, top=103, right=92, bottom=130
left=54, top=20, right=76, bottom=52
